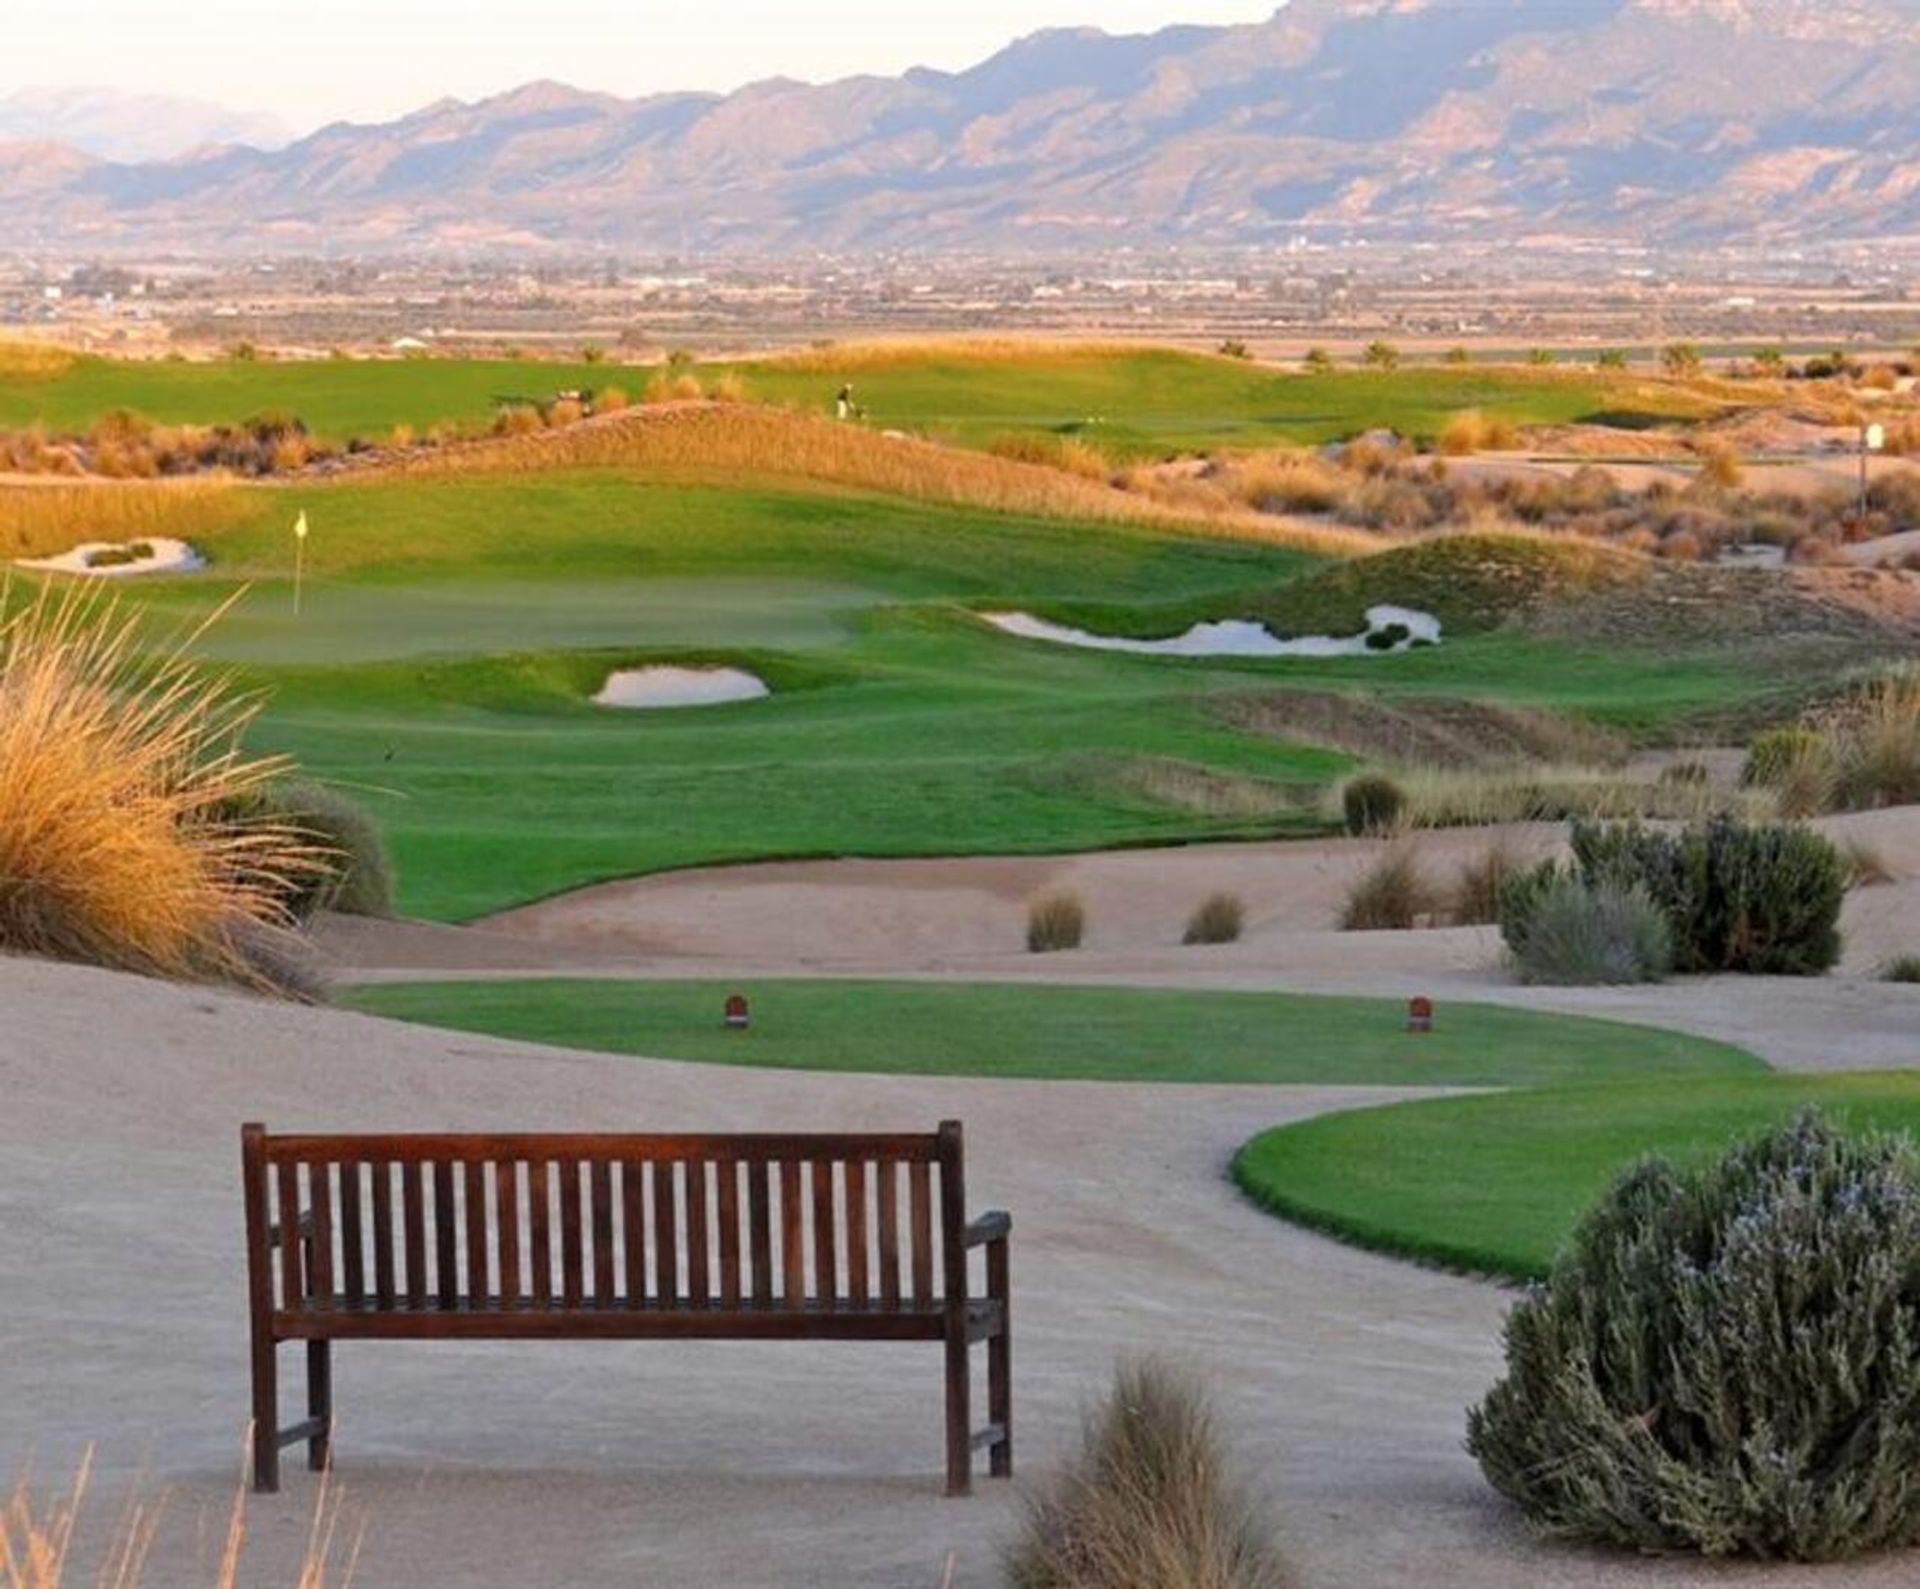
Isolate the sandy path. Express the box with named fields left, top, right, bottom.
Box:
left=8, top=953, right=1918, bottom=1589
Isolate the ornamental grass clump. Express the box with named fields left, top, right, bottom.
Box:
left=1182, top=892, right=1245, bottom=946
left=1007, top=1358, right=1293, bottom=1589
left=0, top=586, right=328, bottom=991
left=1469, top=1111, right=1920, bottom=1561
left=1500, top=875, right=1672, bottom=985
left=1027, top=891, right=1086, bottom=954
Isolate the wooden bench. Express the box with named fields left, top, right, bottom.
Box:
left=241, top=1120, right=1011, bottom=1495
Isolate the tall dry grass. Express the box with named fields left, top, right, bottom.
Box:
left=0, top=481, right=246, bottom=561
left=1360, top=763, right=1778, bottom=831
left=0, top=586, right=326, bottom=988
left=1007, top=1358, right=1292, bottom=1589
left=3, top=1444, right=361, bottom=1589
left=0, top=340, right=76, bottom=380
left=392, top=403, right=1375, bottom=558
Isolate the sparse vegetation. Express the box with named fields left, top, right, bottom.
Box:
left=1341, top=773, right=1405, bottom=836
left=1469, top=1111, right=1920, bottom=1560
left=1340, top=844, right=1436, bottom=931
left=1880, top=955, right=1920, bottom=983
left=1027, top=891, right=1087, bottom=953
left=1007, top=1358, right=1292, bottom=1589
left=1451, top=839, right=1521, bottom=926
left=1183, top=892, right=1246, bottom=946
left=0, top=588, right=326, bottom=991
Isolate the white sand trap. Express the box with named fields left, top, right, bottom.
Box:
left=982, top=603, right=1440, bottom=657
left=593, top=665, right=770, bottom=709
left=15, top=536, right=205, bottom=577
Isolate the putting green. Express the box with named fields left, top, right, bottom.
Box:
left=343, top=979, right=1763, bottom=1089
left=1234, top=1072, right=1920, bottom=1281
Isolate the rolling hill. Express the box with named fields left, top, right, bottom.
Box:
left=4, top=0, right=1919, bottom=253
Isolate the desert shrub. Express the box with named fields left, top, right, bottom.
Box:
left=1452, top=840, right=1520, bottom=926
left=547, top=397, right=587, bottom=427
left=1341, top=773, right=1405, bottom=836
left=1183, top=892, right=1245, bottom=946
left=1743, top=726, right=1836, bottom=817
left=0, top=588, right=327, bottom=990
left=1658, top=758, right=1710, bottom=786
left=1027, top=891, right=1086, bottom=953
left=1361, top=340, right=1400, bottom=371
left=1562, top=817, right=1846, bottom=975
left=1693, top=441, right=1744, bottom=492
left=1831, top=671, right=1920, bottom=811
left=1007, top=1358, right=1291, bottom=1589
left=1500, top=874, right=1672, bottom=984
left=595, top=384, right=630, bottom=413
left=222, top=779, right=393, bottom=920
left=1340, top=845, right=1436, bottom=931
left=1438, top=410, right=1518, bottom=456
left=1469, top=1111, right=1920, bottom=1560
left=1744, top=724, right=1827, bottom=786
left=1879, top=954, right=1920, bottom=983
left=493, top=403, right=545, bottom=436
left=1301, top=347, right=1334, bottom=374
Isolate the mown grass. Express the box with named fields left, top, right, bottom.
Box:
left=342, top=979, right=1761, bottom=1088
left=0, top=346, right=1724, bottom=456
left=1233, top=1072, right=1920, bottom=1280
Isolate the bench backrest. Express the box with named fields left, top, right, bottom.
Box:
left=242, top=1122, right=969, bottom=1319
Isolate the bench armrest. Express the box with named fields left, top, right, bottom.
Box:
left=964, top=1210, right=1011, bottom=1248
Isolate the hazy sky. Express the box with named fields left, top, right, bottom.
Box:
left=10, top=2, right=1282, bottom=134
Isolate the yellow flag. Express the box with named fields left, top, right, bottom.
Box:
left=294, top=511, right=310, bottom=540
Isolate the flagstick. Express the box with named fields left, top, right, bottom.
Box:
left=294, top=531, right=305, bottom=617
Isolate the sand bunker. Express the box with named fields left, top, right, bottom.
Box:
left=983, top=603, right=1440, bottom=657
left=593, top=665, right=770, bottom=709
left=16, top=537, right=205, bottom=577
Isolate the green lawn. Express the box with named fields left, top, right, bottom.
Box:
left=58, top=473, right=1780, bottom=920
left=343, top=979, right=1764, bottom=1088
left=0, top=347, right=1721, bottom=456
left=1233, top=1072, right=1920, bottom=1280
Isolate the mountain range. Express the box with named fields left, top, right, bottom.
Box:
left=0, top=86, right=290, bottom=164
left=4, top=0, right=1919, bottom=255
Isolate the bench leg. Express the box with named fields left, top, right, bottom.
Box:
left=251, top=1336, right=279, bottom=1493
left=944, top=1317, right=971, bottom=1497
left=306, top=1341, right=332, bottom=1472
left=987, top=1251, right=1012, bottom=1480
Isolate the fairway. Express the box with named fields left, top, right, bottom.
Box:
left=0, top=346, right=1723, bottom=456
left=343, top=978, right=1763, bottom=1088
left=1234, top=1072, right=1920, bottom=1280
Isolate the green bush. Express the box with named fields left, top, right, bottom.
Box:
left=1468, top=1111, right=1920, bottom=1560
left=1882, top=955, right=1920, bottom=984
left=1183, top=892, right=1245, bottom=946
left=1539, top=818, right=1845, bottom=976
left=1341, top=773, right=1405, bottom=836
left=1027, top=891, right=1086, bottom=954
left=1501, top=875, right=1671, bottom=985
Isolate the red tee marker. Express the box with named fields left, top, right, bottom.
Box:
left=1407, top=995, right=1434, bottom=1034
left=723, top=993, right=750, bottom=1031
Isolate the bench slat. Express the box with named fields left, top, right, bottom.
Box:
left=847, top=1159, right=870, bottom=1307
left=652, top=1160, right=677, bottom=1304
left=878, top=1160, right=900, bottom=1310
left=529, top=1159, right=552, bottom=1305
left=779, top=1160, right=804, bottom=1305
left=686, top=1158, right=710, bottom=1307
left=308, top=1161, right=334, bottom=1311
left=496, top=1160, right=521, bottom=1305
left=910, top=1161, right=933, bottom=1309
left=620, top=1159, right=645, bottom=1307
left=717, top=1158, right=741, bottom=1309
left=559, top=1160, right=584, bottom=1308
left=277, top=1159, right=303, bottom=1311
left=465, top=1160, right=489, bottom=1304
left=403, top=1162, right=426, bottom=1308
left=433, top=1161, right=457, bottom=1309
left=811, top=1160, right=836, bottom=1309
left=339, top=1160, right=365, bottom=1306
left=749, top=1161, right=774, bottom=1307
left=371, top=1161, right=395, bottom=1309
left=590, top=1160, right=615, bottom=1304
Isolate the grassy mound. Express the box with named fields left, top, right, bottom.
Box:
left=1233, top=1073, right=1920, bottom=1280
left=342, top=979, right=1760, bottom=1088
